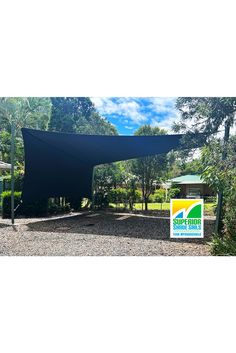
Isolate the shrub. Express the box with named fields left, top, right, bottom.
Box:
left=223, top=176, right=236, bottom=238
left=1, top=191, right=22, bottom=218
left=93, top=191, right=109, bottom=209
left=211, top=235, right=236, bottom=256
left=48, top=202, right=71, bottom=215
left=150, top=189, right=166, bottom=203
left=168, top=187, right=180, bottom=201
left=133, top=189, right=142, bottom=202
left=1, top=192, right=71, bottom=218
left=108, top=188, right=127, bottom=204
left=3, top=173, right=24, bottom=192
left=22, top=198, right=49, bottom=217
left=66, top=196, right=83, bottom=211
left=108, top=188, right=142, bottom=204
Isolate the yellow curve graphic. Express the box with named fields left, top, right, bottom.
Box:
left=172, top=199, right=200, bottom=216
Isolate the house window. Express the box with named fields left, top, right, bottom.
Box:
left=187, top=188, right=201, bottom=198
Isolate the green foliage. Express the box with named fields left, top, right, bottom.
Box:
left=66, top=196, right=83, bottom=211
left=201, top=140, right=224, bottom=193
left=175, top=97, right=236, bottom=245
left=47, top=201, right=71, bottom=215
left=1, top=191, right=71, bottom=218
left=175, top=97, right=236, bottom=136
left=174, top=97, right=236, bottom=163
left=1, top=191, right=22, bottom=218
left=0, top=97, right=51, bottom=163
left=0, top=97, right=51, bottom=132
left=168, top=187, right=180, bottom=200
left=149, top=188, right=180, bottom=204
left=3, top=172, right=24, bottom=192
left=149, top=189, right=166, bottom=203
left=223, top=174, right=236, bottom=238
left=181, top=159, right=203, bottom=175
left=93, top=191, right=109, bottom=209
left=22, top=198, right=49, bottom=217
left=131, top=125, right=168, bottom=210
left=94, top=163, right=121, bottom=192
left=108, top=187, right=142, bottom=209
left=211, top=235, right=236, bottom=256
left=49, top=97, right=117, bottom=135
left=201, top=137, right=236, bottom=239
left=108, top=188, right=127, bottom=204
left=49, top=97, right=95, bottom=132
left=0, top=130, right=25, bottom=164
left=93, top=161, right=138, bottom=209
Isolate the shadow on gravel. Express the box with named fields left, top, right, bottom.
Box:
left=0, top=223, right=10, bottom=229
left=26, top=212, right=215, bottom=244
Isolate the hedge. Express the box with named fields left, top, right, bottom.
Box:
left=1, top=191, right=22, bottom=218
left=1, top=192, right=71, bottom=218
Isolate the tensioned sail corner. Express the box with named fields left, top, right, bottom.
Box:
left=21, top=128, right=202, bottom=203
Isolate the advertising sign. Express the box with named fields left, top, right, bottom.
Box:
left=170, top=199, right=204, bottom=238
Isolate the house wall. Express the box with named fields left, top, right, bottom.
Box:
left=203, top=184, right=215, bottom=196
left=178, top=183, right=215, bottom=198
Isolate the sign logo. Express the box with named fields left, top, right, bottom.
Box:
left=170, top=199, right=204, bottom=238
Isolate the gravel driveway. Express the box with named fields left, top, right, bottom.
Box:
left=0, top=211, right=215, bottom=256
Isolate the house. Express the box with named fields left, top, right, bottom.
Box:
left=169, top=174, right=215, bottom=199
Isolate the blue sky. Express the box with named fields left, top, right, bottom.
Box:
left=91, top=97, right=180, bottom=135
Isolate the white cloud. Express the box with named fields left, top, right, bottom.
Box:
left=91, top=97, right=147, bottom=125
left=150, top=114, right=181, bottom=133
left=124, top=125, right=134, bottom=130
left=230, top=121, right=236, bottom=136
left=148, top=97, right=177, bottom=114
left=91, top=97, right=187, bottom=133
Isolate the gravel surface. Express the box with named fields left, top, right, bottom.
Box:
left=0, top=211, right=215, bottom=256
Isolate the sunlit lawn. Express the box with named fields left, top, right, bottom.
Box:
left=110, top=202, right=215, bottom=216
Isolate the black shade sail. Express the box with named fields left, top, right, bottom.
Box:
left=21, top=128, right=199, bottom=202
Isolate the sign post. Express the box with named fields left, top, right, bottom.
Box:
left=170, top=199, right=204, bottom=238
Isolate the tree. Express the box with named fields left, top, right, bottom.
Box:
left=94, top=163, right=121, bottom=194
left=175, top=97, right=236, bottom=235
left=0, top=97, right=52, bottom=223
left=131, top=125, right=168, bottom=210
left=165, top=151, right=202, bottom=179
left=49, top=97, right=117, bottom=135
left=0, top=130, right=23, bottom=163
left=48, top=97, right=118, bottom=209
left=0, top=97, right=51, bottom=133
left=0, top=97, right=51, bottom=163
left=201, top=136, right=236, bottom=238
left=175, top=98, right=236, bottom=136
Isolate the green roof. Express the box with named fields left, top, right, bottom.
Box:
left=170, top=174, right=204, bottom=184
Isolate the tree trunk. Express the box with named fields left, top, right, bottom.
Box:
left=215, top=118, right=231, bottom=236
left=144, top=197, right=148, bottom=211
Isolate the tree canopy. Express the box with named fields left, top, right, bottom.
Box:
left=0, top=97, right=118, bottom=163
left=175, top=97, right=236, bottom=136
left=49, top=97, right=117, bottom=135
left=175, top=97, right=236, bottom=237
left=0, top=97, right=52, bottom=163
left=0, top=97, right=51, bottom=132
left=131, top=125, right=168, bottom=210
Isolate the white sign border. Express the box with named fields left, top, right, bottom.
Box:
left=170, top=199, right=204, bottom=239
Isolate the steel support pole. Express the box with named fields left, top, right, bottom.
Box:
left=10, top=122, right=15, bottom=225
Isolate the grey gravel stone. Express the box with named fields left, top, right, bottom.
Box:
left=0, top=211, right=214, bottom=256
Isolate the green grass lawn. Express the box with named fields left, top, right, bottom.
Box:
left=110, top=202, right=215, bottom=215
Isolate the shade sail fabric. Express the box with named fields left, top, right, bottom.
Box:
left=21, top=128, right=198, bottom=202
